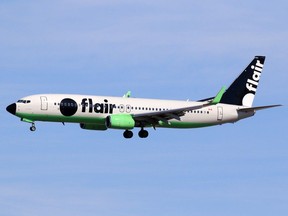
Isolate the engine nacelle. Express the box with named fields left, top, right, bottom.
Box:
left=106, top=114, right=135, bottom=129
left=80, top=123, right=107, bottom=131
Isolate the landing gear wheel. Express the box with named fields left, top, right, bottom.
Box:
left=30, top=126, right=36, bottom=131
left=30, top=123, right=36, bottom=132
left=138, top=129, right=149, bottom=138
left=123, top=130, right=133, bottom=139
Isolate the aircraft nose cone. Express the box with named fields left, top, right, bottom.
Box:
left=6, top=103, right=16, bottom=115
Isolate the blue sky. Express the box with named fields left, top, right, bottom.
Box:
left=1, top=1, right=287, bottom=215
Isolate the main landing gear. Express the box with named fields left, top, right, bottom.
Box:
left=123, top=130, right=133, bottom=139
left=123, top=128, right=149, bottom=139
left=30, top=123, right=36, bottom=132
left=138, top=129, right=148, bottom=138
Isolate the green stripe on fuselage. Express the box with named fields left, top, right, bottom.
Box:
left=16, top=113, right=216, bottom=129
left=16, top=112, right=106, bottom=124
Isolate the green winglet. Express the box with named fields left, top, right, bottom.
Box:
left=211, top=86, right=226, bottom=105
left=123, top=91, right=131, bottom=98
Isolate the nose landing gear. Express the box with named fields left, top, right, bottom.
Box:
left=30, top=123, right=36, bottom=132
left=20, top=118, right=36, bottom=132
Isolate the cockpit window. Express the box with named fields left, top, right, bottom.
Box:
left=17, top=100, right=31, bottom=104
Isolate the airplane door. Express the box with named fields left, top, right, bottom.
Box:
left=217, top=106, right=223, bottom=121
left=40, top=96, right=48, bottom=110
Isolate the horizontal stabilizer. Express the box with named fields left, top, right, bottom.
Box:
left=238, top=104, right=282, bottom=112
left=197, top=97, right=214, bottom=102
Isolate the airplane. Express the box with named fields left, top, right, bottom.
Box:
left=6, top=56, right=281, bottom=138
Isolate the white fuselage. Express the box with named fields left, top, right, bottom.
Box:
left=14, top=94, right=253, bottom=129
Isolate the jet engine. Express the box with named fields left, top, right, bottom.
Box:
left=106, top=114, right=135, bottom=129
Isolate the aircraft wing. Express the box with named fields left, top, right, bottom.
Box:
left=133, top=103, right=208, bottom=126
left=133, top=87, right=226, bottom=127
